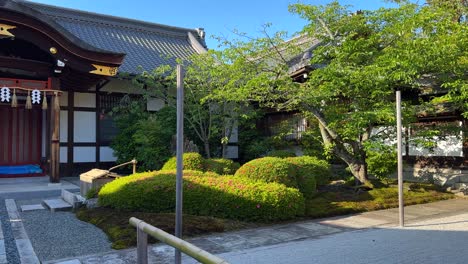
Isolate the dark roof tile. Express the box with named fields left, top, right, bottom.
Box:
left=20, top=0, right=207, bottom=74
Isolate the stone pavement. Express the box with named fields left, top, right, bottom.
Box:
left=44, top=198, right=468, bottom=264
left=0, top=176, right=79, bottom=200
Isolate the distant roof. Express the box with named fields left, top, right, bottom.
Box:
left=18, top=0, right=207, bottom=74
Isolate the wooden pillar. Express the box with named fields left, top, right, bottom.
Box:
left=50, top=78, right=60, bottom=183
left=67, top=91, right=74, bottom=176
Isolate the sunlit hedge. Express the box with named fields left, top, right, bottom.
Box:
left=98, top=170, right=304, bottom=221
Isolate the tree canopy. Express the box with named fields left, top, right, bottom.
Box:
left=211, top=1, right=467, bottom=184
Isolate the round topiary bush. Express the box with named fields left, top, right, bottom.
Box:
left=204, top=158, right=240, bottom=175
left=286, top=155, right=331, bottom=188
left=98, top=170, right=304, bottom=222
left=161, top=152, right=204, bottom=171
left=266, top=150, right=297, bottom=158
left=234, top=157, right=297, bottom=188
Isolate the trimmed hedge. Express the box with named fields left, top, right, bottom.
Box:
left=98, top=170, right=304, bottom=221
left=234, top=157, right=297, bottom=188
left=286, top=156, right=331, bottom=186
left=204, top=158, right=240, bottom=175
left=266, top=150, right=297, bottom=158
left=161, top=153, right=204, bottom=171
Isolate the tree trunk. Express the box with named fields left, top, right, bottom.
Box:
left=349, top=162, right=369, bottom=185
left=204, top=141, right=211, bottom=159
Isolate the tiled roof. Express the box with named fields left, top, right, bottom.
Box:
left=18, top=0, right=207, bottom=74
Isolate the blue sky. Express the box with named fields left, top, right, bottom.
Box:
left=29, top=0, right=397, bottom=49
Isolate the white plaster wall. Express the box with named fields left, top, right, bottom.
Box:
left=409, top=135, right=463, bottom=157
left=408, top=121, right=463, bottom=157
left=60, top=91, right=68, bottom=107
left=73, top=111, right=96, bottom=142
left=60, top=110, right=68, bottom=143
left=74, top=147, right=96, bottom=163
left=100, top=146, right=117, bottom=162
left=74, top=93, right=96, bottom=108
left=60, top=146, right=67, bottom=164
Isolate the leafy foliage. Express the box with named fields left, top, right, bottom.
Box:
left=286, top=156, right=331, bottom=189
left=204, top=158, right=240, bottom=175
left=111, top=104, right=176, bottom=171
left=213, top=1, right=466, bottom=184
left=98, top=170, right=305, bottom=221
left=365, top=144, right=398, bottom=181
left=234, top=157, right=297, bottom=188
left=161, top=153, right=205, bottom=171
left=266, top=150, right=297, bottom=158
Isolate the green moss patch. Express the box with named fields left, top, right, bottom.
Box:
left=305, top=181, right=454, bottom=218
left=76, top=208, right=255, bottom=249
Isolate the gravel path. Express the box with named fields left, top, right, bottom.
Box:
left=20, top=209, right=112, bottom=261
left=0, top=200, right=20, bottom=264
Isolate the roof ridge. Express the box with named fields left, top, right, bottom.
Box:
left=19, top=0, right=203, bottom=36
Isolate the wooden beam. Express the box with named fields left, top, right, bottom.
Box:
left=95, top=86, right=101, bottom=168
left=50, top=77, right=60, bottom=183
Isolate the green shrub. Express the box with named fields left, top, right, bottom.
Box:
left=204, top=158, right=240, bottom=175
left=286, top=156, right=331, bottom=187
left=234, top=157, right=297, bottom=188
left=266, top=150, right=297, bottom=158
left=86, top=187, right=99, bottom=199
left=161, top=153, right=204, bottom=171
left=98, top=170, right=304, bottom=221
left=366, top=147, right=397, bottom=181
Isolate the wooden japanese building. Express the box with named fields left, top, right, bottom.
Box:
left=0, top=0, right=207, bottom=181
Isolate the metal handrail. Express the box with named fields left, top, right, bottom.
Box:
left=129, top=217, right=229, bottom=264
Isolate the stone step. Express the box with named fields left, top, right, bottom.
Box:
left=452, top=182, right=468, bottom=190
left=20, top=204, right=46, bottom=212
left=42, top=199, right=73, bottom=212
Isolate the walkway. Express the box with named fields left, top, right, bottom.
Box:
left=1, top=177, right=467, bottom=264
left=44, top=198, right=468, bottom=264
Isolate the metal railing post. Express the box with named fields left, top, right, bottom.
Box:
left=137, top=221, right=148, bottom=264
left=130, top=217, right=229, bottom=264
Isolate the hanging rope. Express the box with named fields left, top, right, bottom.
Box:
left=11, top=89, right=17, bottom=108
left=42, top=92, right=48, bottom=110
left=0, top=85, right=62, bottom=110
left=0, top=86, right=63, bottom=93
left=54, top=91, right=60, bottom=110
left=25, top=91, right=32, bottom=109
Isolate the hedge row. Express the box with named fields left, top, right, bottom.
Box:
left=161, top=153, right=240, bottom=175
left=286, top=156, right=331, bottom=186
left=98, top=170, right=305, bottom=221
left=234, top=156, right=330, bottom=198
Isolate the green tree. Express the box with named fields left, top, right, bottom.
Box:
left=215, top=1, right=466, bottom=184
left=132, top=51, right=258, bottom=158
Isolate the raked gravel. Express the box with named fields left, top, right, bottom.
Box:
left=20, top=209, right=112, bottom=261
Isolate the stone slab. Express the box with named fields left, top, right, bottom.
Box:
left=4, top=199, right=40, bottom=264
left=21, top=204, right=46, bottom=212
left=42, top=199, right=73, bottom=212
left=54, top=259, right=82, bottom=264
left=0, top=240, right=6, bottom=264
left=61, top=189, right=83, bottom=208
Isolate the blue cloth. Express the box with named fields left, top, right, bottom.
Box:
left=0, top=165, right=43, bottom=175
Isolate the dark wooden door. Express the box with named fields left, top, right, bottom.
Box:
left=0, top=105, right=42, bottom=165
